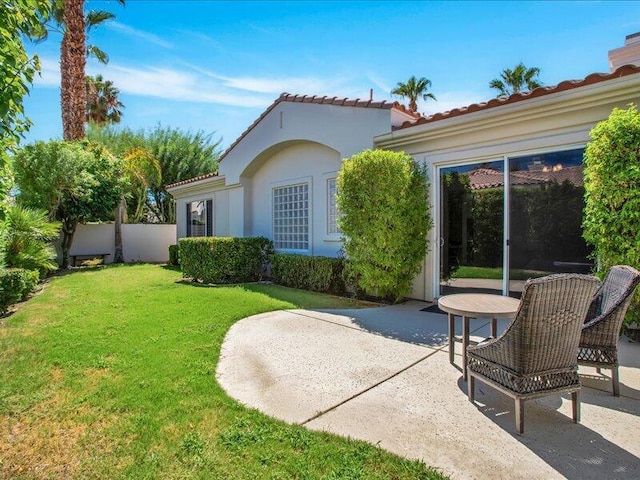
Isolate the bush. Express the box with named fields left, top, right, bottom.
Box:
left=583, top=104, right=640, bottom=325
left=270, top=254, right=346, bottom=294
left=179, top=237, right=273, bottom=284
left=0, top=268, right=38, bottom=314
left=337, top=149, right=432, bottom=303
left=168, top=244, right=179, bottom=266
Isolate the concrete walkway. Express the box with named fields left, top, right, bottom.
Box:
left=216, top=301, right=640, bottom=479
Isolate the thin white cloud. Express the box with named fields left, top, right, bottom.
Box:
left=366, top=72, right=392, bottom=98
left=107, top=21, right=173, bottom=49
left=34, top=57, right=61, bottom=87
left=419, top=91, right=488, bottom=116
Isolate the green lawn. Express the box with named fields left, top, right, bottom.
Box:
left=0, top=264, right=446, bottom=479
left=454, top=265, right=551, bottom=280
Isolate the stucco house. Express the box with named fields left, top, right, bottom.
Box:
left=167, top=34, right=640, bottom=302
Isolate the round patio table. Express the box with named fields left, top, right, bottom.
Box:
left=438, top=293, right=520, bottom=380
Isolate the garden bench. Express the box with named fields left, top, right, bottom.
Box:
left=70, top=253, right=110, bottom=267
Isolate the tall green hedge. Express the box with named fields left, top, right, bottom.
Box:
left=583, top=104, right=640, bottom=324
left=0, top=268, right=38, bottom=314
left=179, top=237, right=273, bottom=284
left=270, top=254, right=346, bottom=294
left=168, top=244, right=179, bottom=266
left=337, top=149, right=432, bottom=302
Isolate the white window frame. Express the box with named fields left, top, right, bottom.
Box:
left=187, top=198, right=213, bottom=237
left=323, top=172, right=341, bottom=242
left=271, top=177, right=312, bottom=253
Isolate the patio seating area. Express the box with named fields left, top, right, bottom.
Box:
left=217, top=297, right=640, bottom=479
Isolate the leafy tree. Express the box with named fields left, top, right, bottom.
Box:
left=86, top=74, right=124, bottom=126
left=0, top=0, right=50, bottom=214
left=391, top=76, right=436, bottom=112
left=88, top=125, right=221, bottom=223
left=0, top=205, right=60, bottom=277
left=12, top=140, right=127, bottom=268
left=583, top=104, right=640, bottom=325
left=489, top=62, right=542, bottom=97
left=30, top=0, right=124, bottom=140
left=337, top=149, right=432, bottom=302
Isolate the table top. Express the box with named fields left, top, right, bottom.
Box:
left=437, top=293, right=520, bottom=319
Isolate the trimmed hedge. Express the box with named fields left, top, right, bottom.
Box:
left=270, top=253, right=346, bottom=295
left=0, top=268, right=38, bottom=314
left=179, top=236, right=273, bottom=284
left=168, top=244, right=179, bottom=266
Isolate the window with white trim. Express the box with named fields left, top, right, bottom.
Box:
left=273, top=183, right=309, bottom=251
left=186, top=199, right=212, bottom=237
left=327, top=178, right=340, bottom=234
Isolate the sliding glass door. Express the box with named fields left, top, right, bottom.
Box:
left=439, top=160, right=504, bottom=296
left=508, top=148, right=592, bottom=296
left=437, top=148, right=593, bottom=298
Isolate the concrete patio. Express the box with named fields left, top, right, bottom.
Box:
left=216, top=301, right=640, bottom=479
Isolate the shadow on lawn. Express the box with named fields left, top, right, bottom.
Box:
left=457, top=377, right=640, bottom=479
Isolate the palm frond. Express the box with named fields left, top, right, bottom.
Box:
left=87, top=44, right=109, bottom=64
left=86, top=10, right=116, bottom=30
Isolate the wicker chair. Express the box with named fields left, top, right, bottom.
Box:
left=578, top=265, right=640, bottom=397
left=467, top=274, right=601, bottom=434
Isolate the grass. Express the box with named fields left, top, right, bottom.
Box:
left=453, top=265, right=552, bottom=280
left=0, top=264, right=446, bottom=479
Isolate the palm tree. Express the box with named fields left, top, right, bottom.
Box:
left=86, top=74, right=124, bottom=126
left=489, top=63, right=542, bottom=98
left=31, top=0, right=124, bottom=140
left=391, top=76, right=436, bottom=112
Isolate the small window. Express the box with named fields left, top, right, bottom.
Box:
left=273, top=183, right=309, bottom=251
left=327, top=178, right=340, bottom=234
left=186, top=199, right=213, bottom=237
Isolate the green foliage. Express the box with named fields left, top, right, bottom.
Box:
left=179, top=237, right=273, bottom=284
left=337, top=149, right=432, bottom=302
left=0, top=205, right=60, bottom=276
left=469, top=189, right=503, bottom=268
left=168, top=244, right=179, bottom=266
left=489, top=62, right=542, bottom=97
left=12, top=140, right=127, bottom=267
left=88, top=125, right=221, bottom=223
left=391, top=75, right=436, bottom=112
left=583, top=104, right=640, bottom=324
left=270, top=253, right=346, bottom=294
left=0, top=0, right=50, bottom=213
left=0, top=267, right=38, bottom=313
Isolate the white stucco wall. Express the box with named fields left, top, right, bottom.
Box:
left=220, top=102, right=395, bottom=184
left=249, top=142, right=342, bottom=257
left=376, top=73, right=640, bottom=301
left=174, top=181, right=230, bottom=240
left=61, top=223, right=176, bottom=265
left=122, top=224, right=176, bottom=263
left=68, top=223, right=116, bottom=263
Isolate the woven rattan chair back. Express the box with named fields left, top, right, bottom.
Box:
left=499, top=274, right=601, bottom=375
left=578, top=265, right=640, bottom=396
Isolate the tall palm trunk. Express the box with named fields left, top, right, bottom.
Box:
left=114, top=197, right=126, bottom=263
left=61, top=0, right=86, bottom=140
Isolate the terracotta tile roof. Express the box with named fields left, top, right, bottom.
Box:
left=166, top=172, right=219, bottom=190
left=220, top=92, right=419, bottom=162
left=394, top=64, right=640, bottom=131
left=468, top=166, right=583, bottom=190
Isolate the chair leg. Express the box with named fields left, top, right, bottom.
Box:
left=515, top=398, right=524, bottom=434
left=612, top=366, right=620, bottom=397
left=572, top=391, right=581, bottom=423
left=448, top=313, right=455, bottom=365
left=468, top=374, right=475, bottom=402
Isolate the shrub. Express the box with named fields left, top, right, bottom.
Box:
left=583, top=104, right=640, bottom=325
left=0, top=205, right=60, bottom=277
left=179, top=237, right=273, bottom=284
left=0, top=268, right=38, bottom=314
left=168, top=244, right=179, bottom=266
left=270, top=254, right=346, bottom=294
left=337, top=149, right=432, bottom=303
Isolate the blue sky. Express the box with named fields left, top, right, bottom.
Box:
left=24, top=0, right=640, bottom=150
